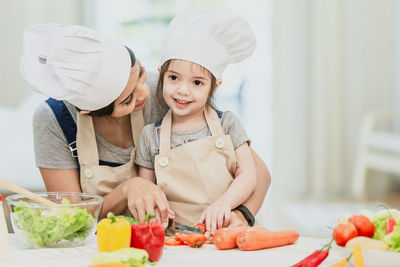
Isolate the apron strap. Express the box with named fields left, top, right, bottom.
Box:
left=45, top=98, right=78, bottom=158
left=77, top=113, right=99, bottom=165
left=159, top=107, right=225, bottom=154
left=159, top=109, right=172, bottom=154
left=204, top=106, right=224, bottom=137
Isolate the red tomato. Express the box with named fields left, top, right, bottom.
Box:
left=333, top=223, right=358, bottom=246
left=349, top=214, right=375, bottom=237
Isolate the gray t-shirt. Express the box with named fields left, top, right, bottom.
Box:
left=135, top=110, right=250, bottom=170
left=33, top=72, right=168, bottom=169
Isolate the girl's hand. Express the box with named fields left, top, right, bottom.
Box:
left=227, top=210, right=249, bottom=228
left=199, top=203, right=231, bottom=234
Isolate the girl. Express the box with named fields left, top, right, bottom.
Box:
left=136, top=10, right=259, bottom=233
left=21, top=23, right=269, bottom=229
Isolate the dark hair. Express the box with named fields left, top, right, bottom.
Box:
left=78, top=46, right=136, bottom=116
left=157, top=60, right=217, bottom=109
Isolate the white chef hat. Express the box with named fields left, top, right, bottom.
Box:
left=161, top=10, right=256, bottom=79
left=19, top=23, right=131, bottom=111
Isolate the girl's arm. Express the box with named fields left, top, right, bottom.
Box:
left=217, top=142, right=257, bottom=209
left=201, top=142, right=257, bottom=232
left=138, top=166, right=155, bottom=182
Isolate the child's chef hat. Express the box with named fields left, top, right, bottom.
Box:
left=20, top=24, right=131, bottom=111
left=161, top=10, right=256, bottom=79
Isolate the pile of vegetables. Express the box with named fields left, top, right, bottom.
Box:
left=97, top=213, right=164, bottom=263
left=334, top=208, right=400, bottom=252
left=13, top=198, right=95, bottom=247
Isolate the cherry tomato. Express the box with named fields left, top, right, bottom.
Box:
left=349, top=214, right=375, bottom=237
left=333, top=223, right=358, bottom=246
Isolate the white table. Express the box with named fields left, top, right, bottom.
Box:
left=0, top=234, right=349, bottom=267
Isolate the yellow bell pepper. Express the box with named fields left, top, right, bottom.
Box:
left=97, top=212, right=131, bottom=252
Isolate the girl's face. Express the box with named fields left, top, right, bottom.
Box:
left=162, top=60, right=215, bottom=119
left=112, top=61, right=149, bottom=117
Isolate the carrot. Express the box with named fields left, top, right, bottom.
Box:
left=213, top=227, right=248, bottom=249
left=236, top=227, right=299, bottom=251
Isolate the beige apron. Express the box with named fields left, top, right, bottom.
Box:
left=77, top=111, right=144, bottom=216
left=155, top=106, right=237, bottom=225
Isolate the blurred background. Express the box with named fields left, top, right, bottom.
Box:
left=0, top=0, right=399, bottom=237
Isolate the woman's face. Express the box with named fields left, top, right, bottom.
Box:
left=111, top=61, right=149, bottom=117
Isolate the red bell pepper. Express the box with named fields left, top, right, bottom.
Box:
left=130, top=213, right=164, bottom=262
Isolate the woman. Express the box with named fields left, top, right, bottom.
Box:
left=20, top=23, right=270, bottom=228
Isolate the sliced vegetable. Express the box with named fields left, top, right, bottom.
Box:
left=333, top=223, right=358, bottom=246
left=174, top=233, right=207, bottom=248
left=213, top=227, right=247, bottom=250
left=193, top=223, right=207, bottom=233
left=131, top=213, right=164, bottom=262
left=164, top=236, right=184, bottom=246
left=345, top=236, right=389, bottom=251
left=236, top=227, right=299, bottom=251
left=97, top=212, right=131, bottom=252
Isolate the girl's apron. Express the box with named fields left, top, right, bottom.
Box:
left=77, top=111, right=144, bottom=216
left=155, top=106, right=237, bottom=225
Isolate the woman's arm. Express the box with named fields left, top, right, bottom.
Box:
left=40, top=168, right=170, bottom=227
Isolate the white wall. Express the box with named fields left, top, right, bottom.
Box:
left=0, top=0, right=85, bottom=193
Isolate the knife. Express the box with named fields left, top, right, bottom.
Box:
left=165, top=219, right=204, bottom=236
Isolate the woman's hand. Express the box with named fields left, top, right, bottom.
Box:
left=122, top=177, right=171, bottom=228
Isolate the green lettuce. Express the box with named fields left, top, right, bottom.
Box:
left=372, top=210, right=400, bottom=241
left=384, top=225, right=400, bottom=252
left=13, top=199, right=95, bottom=247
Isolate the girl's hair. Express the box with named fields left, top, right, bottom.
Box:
left=157, top=60, right=217, bottom=109
left=77, top=46, right=136, bottom=116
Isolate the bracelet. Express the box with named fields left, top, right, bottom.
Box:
left=233, top=204, right=255, bottom=226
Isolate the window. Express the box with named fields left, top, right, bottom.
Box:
left=86, top=0, right=273, bottom=164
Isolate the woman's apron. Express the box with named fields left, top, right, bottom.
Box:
left=154, top=106, right=237, bottom=225
left=77, top=111, right=144, bottom=216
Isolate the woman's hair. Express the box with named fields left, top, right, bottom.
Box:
left=156, top=59, right=217, bottom=109
left=78, top=46, right=136, bottom=116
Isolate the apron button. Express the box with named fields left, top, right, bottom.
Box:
left=84, top=168, right=93, bottom=178
left=158, top=156, right=169, bottom=167
left=215, top=138, right=225, bottom=149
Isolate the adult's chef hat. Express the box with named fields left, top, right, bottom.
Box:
left=20, top=24, right=131, bottom=111
left=161, top=10, right=256, bottom=79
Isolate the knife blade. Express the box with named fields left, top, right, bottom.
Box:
left=165, top=219, right=204, bottom=236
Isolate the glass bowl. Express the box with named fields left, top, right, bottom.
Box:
left=6, top=192, right=103, bottom=248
